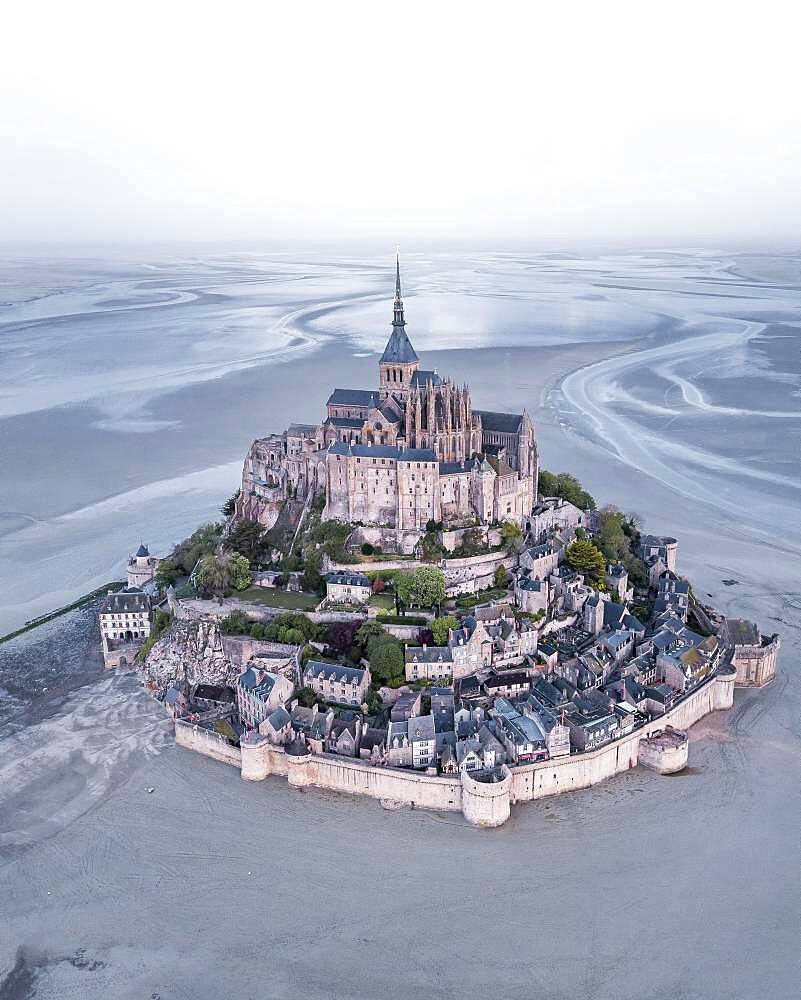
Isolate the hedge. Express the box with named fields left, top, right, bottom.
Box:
left=376, top=614, right=428, bottom=626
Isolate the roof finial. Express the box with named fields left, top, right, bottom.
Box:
left=395, top=245, right=402, bottom=303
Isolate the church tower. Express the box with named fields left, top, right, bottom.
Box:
left=379, top=251, right=419, bottom=398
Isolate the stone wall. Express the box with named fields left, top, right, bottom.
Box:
left=181, top=671, right=737, bottom=827
left=175, top=719, right=242, bottom=768
left=508, top=672, right=734, bottom=804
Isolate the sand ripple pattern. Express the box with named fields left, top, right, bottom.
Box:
left=0, top=672, right=171, bottom=850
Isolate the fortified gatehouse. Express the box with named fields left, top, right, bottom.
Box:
left=236, top=253, right=538, bottom=545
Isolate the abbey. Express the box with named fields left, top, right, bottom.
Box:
left=236, top=255, right=538, bottom=546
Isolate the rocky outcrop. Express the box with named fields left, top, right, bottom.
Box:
left=142, top=619, right=300, bottom=692
left=142, top=619, right=236, bottom=690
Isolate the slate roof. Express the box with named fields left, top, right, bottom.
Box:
left=304, top=660, right=367, bottom=685
left=327, top=388, right=377, bottom=407
left=286, top=423, right=318, bottom=436
left=439, top=458, right=478, bottom=475
left=324, top=416, right=364, bottom=429
left=238, top=667, right=278, bottom=700
left=411, top=369, right=442, bottom=386
left=266, top=707, right=291, bottom=730
left=327, top=571, right=371, bottom=588
left=485, top=454, right=516, bottom=477
left=360, top=726, right=387, bottom=751
left=407, top=714, right=436, bottom=742
left=100, top=588, right=151, bottom=614
left=135, top=543, right=149, bottom=557
left=474, top=410, right=523, bottom=434
left=380, top=324, right=419, bottom=364
left=328, top=442, right=437, bottom=462
left=405, top=645, right=453, bottom=664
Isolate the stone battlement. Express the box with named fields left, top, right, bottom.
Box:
left=175, top=670, right=735, bottom=827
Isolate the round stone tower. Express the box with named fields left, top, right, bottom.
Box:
left=460, top=766, right=512, bottom=827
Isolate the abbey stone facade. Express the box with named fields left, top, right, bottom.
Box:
left=236, top=256, right=538, bottom=549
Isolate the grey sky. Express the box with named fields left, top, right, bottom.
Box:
left=2, top=1, right=799, bottom=243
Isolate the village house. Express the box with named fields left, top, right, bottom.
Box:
left=404, top=644, right=453, bottom=682
left=260, top=706, right=292, bottom=745
left=386, top=720, right=413, bottom=767
left=492, top=698, right=548, bottom=764
left=325, top=571, right=372, bottom=605
left=290, top=703, right=334, bottom=753
left=408, top=714, right=437, bottom=769
left=237, top=667, right=295, bottom=729
left=303, top=660, right=371, bottom=706
left=327, top=714, right=362, bottom=757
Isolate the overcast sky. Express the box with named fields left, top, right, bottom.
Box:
left=2, top=1, right=799, bottom=244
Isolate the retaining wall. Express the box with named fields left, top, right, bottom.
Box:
left=181, top=671, right=736, bottom=826
left=175, top=719, right=242, bottom=768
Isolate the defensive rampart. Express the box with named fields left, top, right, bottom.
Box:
left=175, top=719, right=242, bottom=768
left=177, top=670, right=736, bottom=827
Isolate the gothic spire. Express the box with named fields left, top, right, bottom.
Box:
left=380, top=249, right=419, bottom=365
left=393, top=246, right=405, bottom=328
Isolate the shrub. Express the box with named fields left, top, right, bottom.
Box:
left=431, top=615, right=459, bottom=645
left=368, top=636, right=405, bottom=684
left=376, top=614, right=427, bottom=626
left=361, top=542, right=374, bottom=556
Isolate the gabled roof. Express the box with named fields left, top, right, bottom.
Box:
left=327, top=388, right=377, bottom=407
left=474, top=410, right=523, bottom=434
left=135, top=543, right=149, bottom=557
left=100, top=588, right=151, bottom=614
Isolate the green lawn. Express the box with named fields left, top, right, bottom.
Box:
left=368, top=592, right=396, bottom=610
left=236, top=587, right=319, bottom=610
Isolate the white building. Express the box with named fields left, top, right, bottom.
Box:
left=98, top=587, right=152, bottom=668
left=325, top=571, right=372, bottom=605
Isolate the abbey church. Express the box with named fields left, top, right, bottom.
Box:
left=236, top=255, right=538, bottom=548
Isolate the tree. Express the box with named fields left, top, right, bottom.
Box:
left=431, top=615, right=458, bottom=645
left=224, top=519, right=269, bottom=566
left=221, top=490, right=240, bottom=518
left=227, top=553, right=252, bottom=591
left=356, top=621, right=386, bottom=650
left=325, top=621, right=362, bottom=654
left=499, top=520, right=522, bottom=545
left=155, top=561, right=178, bottom=588
left=361, top=542, right=374, bottom=555
left=394, top=566, right=445, bottom=610
left=294, top=686, right=319, bottom=708
left=368, top=636, right=405, bottom=684
left=622, top=551, right=648, bottom=589
left=566, top=538, right=606, bottom=583
left=494, top=565, right=508, bottom=589
left=597, top=507, right=628, bottom=561
left=538, top=470, right=596, bottom=510
left=194, top=551, right=250, bottom=598
left=220, top=610, right=253, bottom=635
left=194, top=553, right=229, bottom=598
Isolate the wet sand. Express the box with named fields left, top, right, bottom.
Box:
left=1, top=248, right=799, bottom=997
